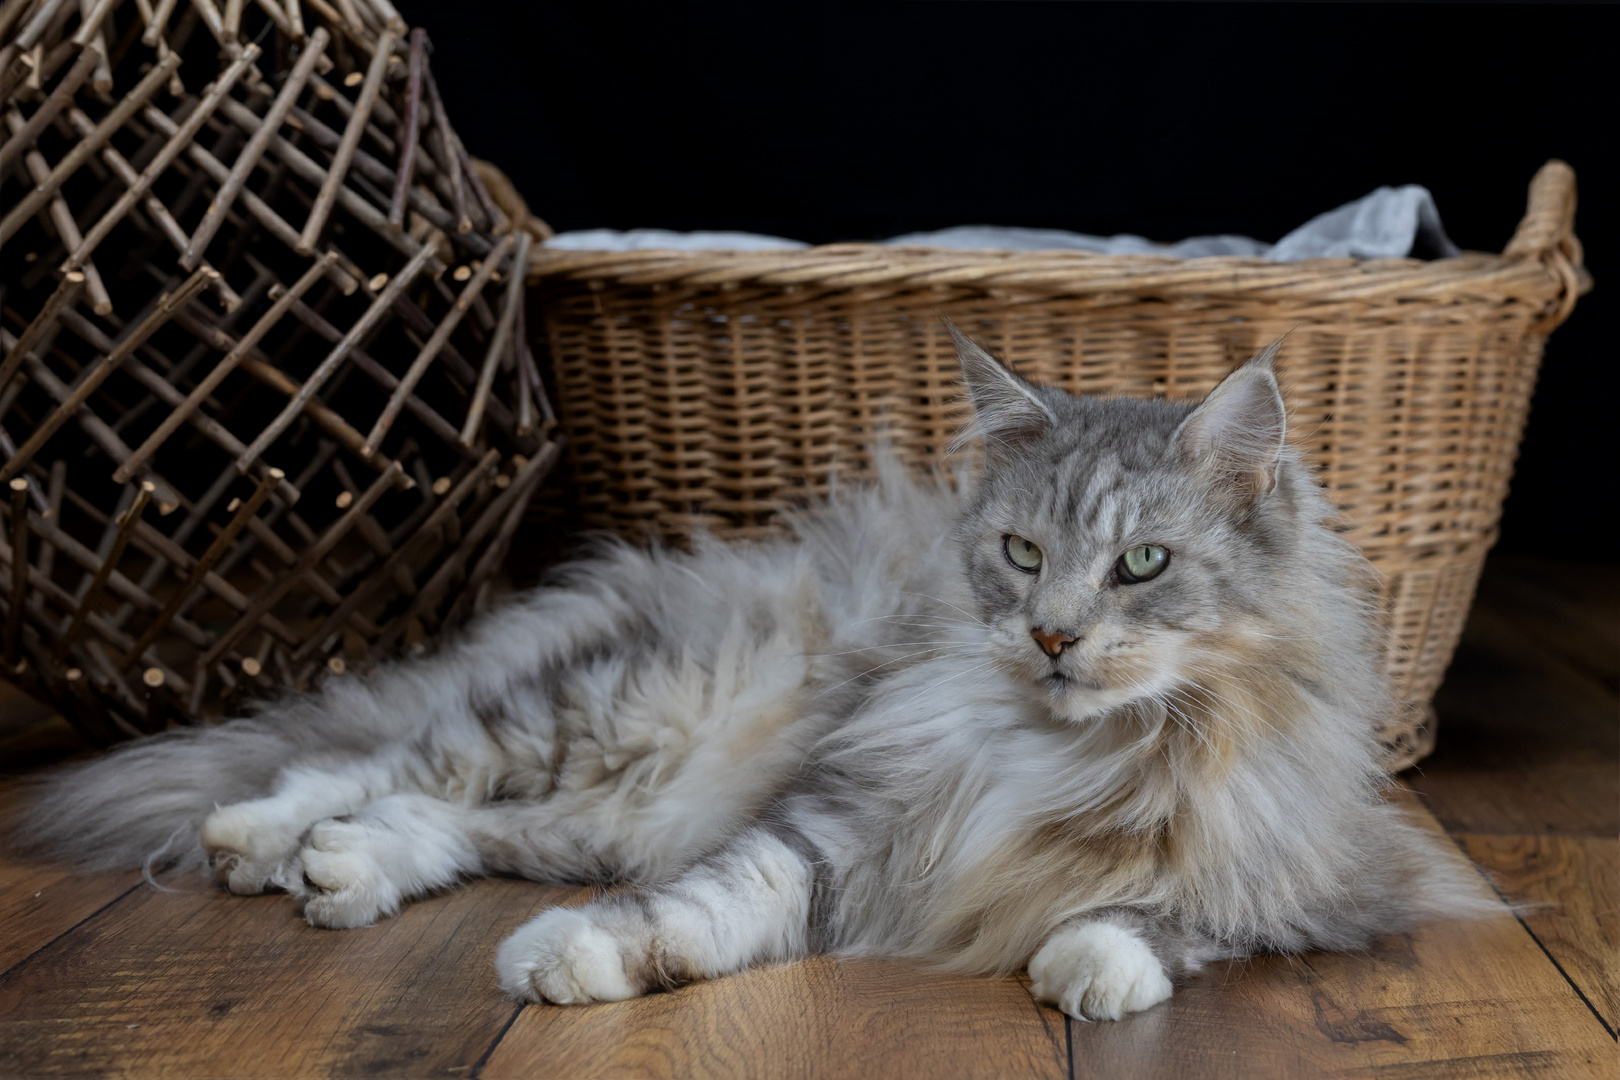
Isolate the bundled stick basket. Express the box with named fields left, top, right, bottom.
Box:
left=0, top=0, right=559, bottom=740
left=528, top=161, right=1589, bottom=770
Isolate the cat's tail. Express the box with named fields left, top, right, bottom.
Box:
left=1385, top=801, right=1509, bottom=927
left=5, top=674, right=416, bottom=875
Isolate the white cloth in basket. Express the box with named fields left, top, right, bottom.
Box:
left=544, top=185, right=1459, bottom=262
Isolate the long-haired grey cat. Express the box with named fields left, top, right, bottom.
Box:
left=13, top=327, right=1486, bottom=1020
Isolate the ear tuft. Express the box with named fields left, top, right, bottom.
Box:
left=1174, top=342, right=1288, bottom=502
left=946, top=321, right=1056, bottom=457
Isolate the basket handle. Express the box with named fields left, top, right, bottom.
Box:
left=1502, top=160, right=1588, bottom=330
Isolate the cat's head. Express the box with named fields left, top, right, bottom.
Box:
left=949, top=325, right=1312, bottom=724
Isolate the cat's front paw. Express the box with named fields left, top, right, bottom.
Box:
left=1028, top=920, right=1173, bottom=1021
left=496, top=907, right=641, bottom=1005
left=298, top=818, right=403, bottom=930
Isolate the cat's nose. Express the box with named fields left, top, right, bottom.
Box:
left=1030, top=627, right=1076, bottom=657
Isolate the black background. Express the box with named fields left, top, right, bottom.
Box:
left=398, top=1, right=1615, bottom=560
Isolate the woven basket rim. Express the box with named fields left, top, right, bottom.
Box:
left=525, top=161, right=1585, bottom=315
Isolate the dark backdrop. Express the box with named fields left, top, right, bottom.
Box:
left=397, top=1, right=1616, bottom=560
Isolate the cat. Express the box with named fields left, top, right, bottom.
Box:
left=9, top=326, right=1488, bottom=1021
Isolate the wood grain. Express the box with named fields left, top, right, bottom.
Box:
left=1417, top=561, right=1619, bottom=836
left=485, top=797, right=1612, bottom=1080
left=1069, top=908, right=1616, bottom=1078
left=1462, top=834, right=1619, bottom=1036
left=0, top=714, right=93, bottom=775
left=481, top=957, right=1068, bottom=1080
left=1067, top=800, right=1617, bottom=1079
left=0, top=554, right=1614, bottom=1078
left=1465, top=555, right=1620, bottom=694
left=0, top=875, right=581, bottom=1077
left=0, top=679, right=54, bottom=740
left=0, top=858, right=137, bottom=975
left=0, top=779, right=139, bottom=974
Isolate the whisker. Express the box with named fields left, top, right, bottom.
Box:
left=844, top=613, right=982, bottom=630
left=897, top=592, right=989, bottom=627
left=889, top=658, right=998, bottom=711
left=805, top=641, right=982, bottom=659
left=814, top=648, right=986, bottom=699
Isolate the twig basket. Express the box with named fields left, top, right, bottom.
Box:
left=0, top=0, right=559, bottom=741
left=527, top=162, right=1589, bottom=770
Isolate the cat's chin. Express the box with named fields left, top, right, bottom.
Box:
left=1042, top=675, right=1137, bottom=724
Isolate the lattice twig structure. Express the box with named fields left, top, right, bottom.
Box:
left=0, top=0, right=559, bottom=740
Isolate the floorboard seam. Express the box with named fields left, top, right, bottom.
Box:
left=1019, top=976, right=1068, bottom=1078
left=0, top=880, right=143, bottom=983
left=1445, top=831, right=1618, bottom=1041
left=467, top=1002, right=525, bottom=1078
left=1065, top=1014, right=1075, bottom=1080
left=1508, top=912, right=1616, bottom=1041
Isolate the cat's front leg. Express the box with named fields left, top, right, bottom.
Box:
left=1028, top=914, right=1176, bottom=1021
left=496, top=827, right=815, bottom=1004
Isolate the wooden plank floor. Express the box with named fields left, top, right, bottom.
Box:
left=1, top=553, right=1615, bottom=1078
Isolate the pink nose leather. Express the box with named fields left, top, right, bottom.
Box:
left=1031, top=628, right=1076, bottom=657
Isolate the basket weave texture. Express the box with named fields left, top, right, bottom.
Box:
left=0, top=0, right=557, bottom=740
left=527, top=162, right=1588, bottom=770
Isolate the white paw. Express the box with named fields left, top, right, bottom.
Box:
left=298, top=818, right=402, bottom=930
left=496, top=907, right=640, bottom=1005
left=1028, top=920, right=1173, bottom=1021
left=200, top=803, right=301, bottom=895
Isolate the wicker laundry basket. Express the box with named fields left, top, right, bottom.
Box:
left=526, top=161, right=1588, bottom=770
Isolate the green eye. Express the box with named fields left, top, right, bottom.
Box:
left=1117, top=544, right=1169, bottom=583
left=1004, top=534, right=1043, bottom=573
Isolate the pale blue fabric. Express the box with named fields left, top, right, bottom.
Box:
left=544, top=185, right=1459, bottom=262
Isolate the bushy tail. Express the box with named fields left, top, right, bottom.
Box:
left=6, top=678, right=413, bottom=875
left=1402, top=813, right=1513, bottom=924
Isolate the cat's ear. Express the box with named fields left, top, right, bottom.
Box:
left=947, top=321, right=1056, bottom=457
left=1173, top=342, right=1288, bottom=502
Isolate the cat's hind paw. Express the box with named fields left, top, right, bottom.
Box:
left=298, top=818, right=403, bottom=930
left=201, top=803, right=302, bottom=896
left=496, top=907, right=641, bottom=1005
left=1028, top=919, right=1173, bottom=1021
